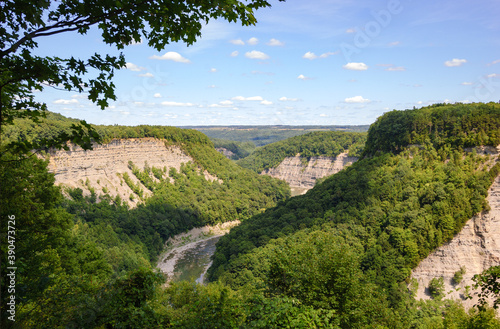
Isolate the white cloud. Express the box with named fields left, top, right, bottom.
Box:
left=386, top=66, right=405, bottom=71
left=303, top=51, right=338, bottom=60
left=125, top=62, right=145, bottom=71
left=444, top=58, right=467, bottom=67
left=319, top=51, right=339, bottom=58
left=138, top=72, right=154, bottom=77
left=230, top=39, right=245, bottom=45
left=71, top=94, right=87, bottom=99
left=230, top=51, right=239, bottom=57
left=461, top=82, right=473, bottom=86
left=247, top=37, right=259, bottom=45
left=261, top=100, right=273, bottom=105
left=150, top=52, right=191, bottom=63
left=487, top=73, right=500, bottom=78
left=488, top=59, right=500, bottom=66
left=208, top=85, right=216, bottom=88
left=245, top=50, right=269, bottom=60
left=209, top=100, right=234, bottom=108
left=303, top=52, right=318, bottom=60
left=297, top=74, right=311, bottom=80
left=267, top=38, right=284, bottom=46
left=232, top=96, right=264, bottom=101
left=388, top=41, right=400, bottom=47
left=346, top=28, right=356, bottom=33
left=161, top=101, right=195, bottom=107
left=154, top=93, right=162, bottom=98
left=279, top=97, right=299, bottom=101
left=53, top=98, right=79, bottom=105
left=319, top=114, right=328, bottom=117
left=343, top=62, right=368, bottom=71
left=210, top=68, right=217, bottom=73
left=344, top=96, right=371, bottom=103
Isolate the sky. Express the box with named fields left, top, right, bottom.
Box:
left=34, top=0, right=500, bottom=126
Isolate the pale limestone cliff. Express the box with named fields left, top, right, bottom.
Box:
left=216, top=147, right=235, bottom=159
left=411, top=149, right=500, bottom=308
left=47, top=138, right=220, bottom=207
left=261, top=152, right=358, bottom=193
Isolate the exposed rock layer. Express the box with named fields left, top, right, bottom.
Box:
left=47, top=138, right=219, bottom=207
left=411, top=151, right=500, bottom=308
left=261, top=152, right=358, bottom=191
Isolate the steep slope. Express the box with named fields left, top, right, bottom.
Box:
left=261, top=153, right=358, bottom=191
left=411, top=146, right=500, bottom=307
left=47, top=138, right=218, bottom=207
left=208, top=103, right=500, bottom=318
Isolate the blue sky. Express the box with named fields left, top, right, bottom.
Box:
left=35, top=0, right=500, bottom=126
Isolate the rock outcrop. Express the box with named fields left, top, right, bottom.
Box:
left=216, top=147, right=235, bottom=159
left=411, top=150, right=500, bottom=308
left=46, top=138, right=219, bottom=207
left=261, top=152, right=357, bottom=192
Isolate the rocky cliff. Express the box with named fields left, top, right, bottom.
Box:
left=261, top=152, right=357, bottom=193
left=411, top=147, right=500, bottom=308
left=47, top=138, right=219, bottom=207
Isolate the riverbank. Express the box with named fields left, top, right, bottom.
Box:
left=156, top=220, right=240, bottom=283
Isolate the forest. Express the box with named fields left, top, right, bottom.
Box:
left=1, top=103, right=500, bottom=328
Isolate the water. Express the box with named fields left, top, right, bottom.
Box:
left=170, top=236, right=220, bottom=284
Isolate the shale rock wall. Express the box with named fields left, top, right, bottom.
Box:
left=261, top=152, right=357, bottom=191
left=47, top=138, right=219, bottom=207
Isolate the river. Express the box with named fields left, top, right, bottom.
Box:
left=156, top=221, right=239, bottom=284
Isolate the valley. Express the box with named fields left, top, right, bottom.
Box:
left=2, top=103, right=500, bottom=327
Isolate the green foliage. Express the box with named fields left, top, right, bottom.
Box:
left=364, top=102, right=500, bottom=155
left=453, top=266, right=466, bottom=285
left=237, top=131, right=366, bottom=173
left=210, top=145, right=497, bottom=293
left=472, top=265, right=500, bottom=310
left=429, top=277, right=445, bottom=300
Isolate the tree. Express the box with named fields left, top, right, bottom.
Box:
left=0, top=0, right=284, bottom=155
left=472, top=265, right=500, bottom=310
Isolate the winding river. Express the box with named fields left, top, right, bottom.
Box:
left=156, top=221, right=239, bottom=284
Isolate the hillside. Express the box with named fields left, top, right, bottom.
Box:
left=204, top=102, right=500, bottom=326
left=237, top=131, right=366, bottom=173
left=2, top=113, right=290, bottom=259
left=234, top=131, right=365, bottom=194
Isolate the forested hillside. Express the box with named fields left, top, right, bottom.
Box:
left=237, top=131, right=366, bottom=173
left=205, top=102, right=500, bottom=327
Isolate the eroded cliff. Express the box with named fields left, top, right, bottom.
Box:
left=47, top=138, right=220, bottom=207
left=261, top=152, right=357, bottom=193
left=411, top=147, right=500, bottom=308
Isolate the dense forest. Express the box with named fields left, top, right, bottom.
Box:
left=2, top=103, right=500, bottom=328
left=237, top=131, right=366, bottom=173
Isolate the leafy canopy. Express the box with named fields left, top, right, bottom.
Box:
left=0, top=0, right=284, bottom=155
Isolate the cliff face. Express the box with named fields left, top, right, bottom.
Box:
left=411, top=149, right=500, bottom=308
left=261, top=152, right=358, bottom=192
left=47, top=138, right=220, bottom=207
